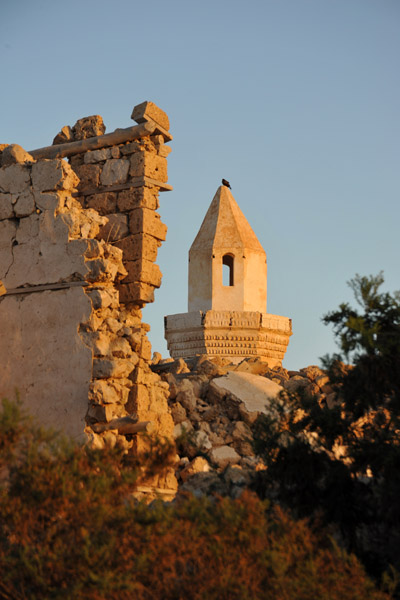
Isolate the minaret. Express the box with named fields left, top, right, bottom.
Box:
left=165, top=186, right=292, bottom=366
left=188, top=185, right=267, bottom=313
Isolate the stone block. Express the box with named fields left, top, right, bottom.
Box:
left=86, top=192, right=117, bottom=215
left=0, top=193, right=14, bottom=220
left=89, top=379, right=122, bottom=405
left=127, top=383, right=150, bottom=413
left=209, top=445, right=240, bottom=469
left=129, top=152, right=167, bottom=182
left=31, top=160, right=79, bottom=192
left=117, top=187, right=159, bottom=212
left=34, top=191, right=63, bottom=212
left=87, top=403, right=115, bottom=423
left=129, top=208, right=167, bottom=241
left=170, top=402, right=187, bottom=424
left=84, top=148, right=110, bottom=163
left=118, top=281, right=155, bottom=305
left=157, top=145, right=172, bottom=158
left=100, top=159, right=130, bottom=186
left=210, top=372, right=282, bottom=418
left=86, top=287, right=119, bottom=310
left=96, top=213, right=128, bottom=243
left=14, top=190, right=35, bottom=217
left=52, top=125, right=73, bottom=145
left=0, top=163, right=31, bottom=193
left=120, top=141, right=141, bottom=156
left=73, top=163, right=100, bottom=189
left=73, top=115, right=105, bottom=140
left=141, top=337, right=152, bottom=361
left=0, top=220, right=17, bottom=279
left=92, top=358, right=135, bottom=379
left=122, top=259, right=162, bottom=287
left=180, top=457, right=210, bottom=482
left=1, top=144, right=34, bottom=166
left=114, top=233, right=160, bottom=262
left=131, top=101, right=170, bottom=131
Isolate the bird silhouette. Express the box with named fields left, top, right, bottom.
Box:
left=222, top=178, right=231, bottom=189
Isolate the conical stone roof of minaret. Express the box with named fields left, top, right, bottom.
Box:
left=190, top=186, right=265, bottom=254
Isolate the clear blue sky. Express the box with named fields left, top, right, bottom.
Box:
left=1, top=0, right=399, bottom=370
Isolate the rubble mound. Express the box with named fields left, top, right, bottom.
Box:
left=152, top=355, right=334, bottom=497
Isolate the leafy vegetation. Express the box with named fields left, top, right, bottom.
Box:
left=252, top=273, right=400, bottom=595
left=0, top=396, right=389, bottom=599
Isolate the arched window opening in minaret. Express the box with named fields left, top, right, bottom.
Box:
left=222, top=254, right=234, bottom=286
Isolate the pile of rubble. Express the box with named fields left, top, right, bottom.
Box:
left=152, top=355, right=334, bottom=497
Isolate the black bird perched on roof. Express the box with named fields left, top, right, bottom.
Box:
left=222, top=178, right=231, bottom=189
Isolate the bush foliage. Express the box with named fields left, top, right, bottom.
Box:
left=0, top=398, right=389, bottom=600
left=252, top=273, right=400, bottom=595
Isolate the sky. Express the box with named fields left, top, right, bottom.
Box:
left=1, top=0, right=399, bottom=370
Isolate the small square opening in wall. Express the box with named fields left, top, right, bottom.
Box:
left=222, top=254, right=234, bottom=286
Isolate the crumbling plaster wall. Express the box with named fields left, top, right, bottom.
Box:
left=0, top=103, right=176, bottom=494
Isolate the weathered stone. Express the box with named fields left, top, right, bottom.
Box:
left=34, top=191, right=63, bottom=212
left=284, top=375, right=309, bottom=393
left=14, top=190, right=35, bottom=217
left=231, top=421, right=251, bottom=442
left=73, top=163, right=100, bottom=188
left=122, top=259, right=162, bottom=287
left=114, top=233, right=160, bottom=262
left=0, top=163, right=31, bottom=193
left=131, top=101, right=170, bottom=131
left=31, top=160, right=79, bottom=192
left=152, top=351, right=162, bottom=365
left=96, top=213, right=128, bottom=242
left=84, top=148, right=110, bottom=163
left=176, top=381, right=197, bottom=413
left=173, top=420, right=193, bottom=438
left=210, top=372, right=282, bottom=416
left=209, top=445, right=240, bottom=469
left=88, top=379, right=130, bottom=405
left=92, top=358, right=135, bottom=379
left=129, top=151, right=168, bottom=182
left=86, top=287, right=119, bottom=310
left=129, top=208, right=167, bottom=241
left=0, top=193, right=14, bottom=220
left=195, top=430, right=212, bottom=451
left=1, top=144, right=34, bottom=166
left=118, top=281, right=155, bottom=305
left=180, top=456, right=210, bottom=482
left=86, top=192, right=117, bottom=215
left=0, top=219, right=17, bottom=279
left=117, top=187, right=159, bottom=212
left=52, top=125, right=73, bottom=145
left=73, top=115, right=105, bottom=140
left=170, top=401, right=187, bottom=424
left=100, top=159, right=130, bottom=186
left=223, top=464, right=251, bottom=487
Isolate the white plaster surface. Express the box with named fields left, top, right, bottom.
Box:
left=0, top=287, right=92, bottom=441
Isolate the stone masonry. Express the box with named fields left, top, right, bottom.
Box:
left=0, top=102, right=177, bottom=497
left=165, top=185, right=292, bottom=366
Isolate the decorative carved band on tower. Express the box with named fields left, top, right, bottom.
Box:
left=164, top=185, right=292, bottom=366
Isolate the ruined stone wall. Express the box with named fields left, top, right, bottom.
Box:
left=0, top=103, right=177, bottom=495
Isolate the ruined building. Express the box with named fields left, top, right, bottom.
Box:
left=0, top=102, right=176, bottom=497
left=165, top=185, right=292, bottom=365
